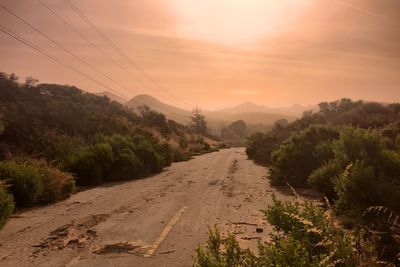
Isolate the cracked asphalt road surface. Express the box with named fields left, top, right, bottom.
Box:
left=0, top=148, right=291, bottom=267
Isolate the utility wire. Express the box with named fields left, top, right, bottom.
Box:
left=37, top=0, right=169, bottom=104
left=0, top=3, right=133, bottom=96
left=37, top=0, right=126, bottom=71
left=64, top=0, right=193, bottom=108
left=0, top=24, right=184, bottom=116
left=0, top=24, right=129, bottom=99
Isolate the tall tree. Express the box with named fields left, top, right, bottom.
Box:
left=190, top=106, right=207, bottom=135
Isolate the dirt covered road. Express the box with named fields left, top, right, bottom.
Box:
left=0, top=148, right=291, bottom=267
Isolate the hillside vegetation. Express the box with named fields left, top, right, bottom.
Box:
left=245, top=98, right=400, bottom=265
left=0, top=72, right=216, bottom=229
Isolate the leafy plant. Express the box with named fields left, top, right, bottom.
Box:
left=0, top=181, right=14, bottom=229
left=269, top=125, right=339, bottom=186
left=194, top=196, right=381, bottom=267
left=31, top=159, right=76, bottom=203
left=363, top=206, right=400, bottom=265
left=0, top=159, right=75, bottom=207
left=0, top=161, right=44, bottom=207
left=69, top=143, right=113, bottom=185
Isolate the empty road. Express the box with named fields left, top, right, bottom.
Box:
left=0, top=148, right=291, bottom=267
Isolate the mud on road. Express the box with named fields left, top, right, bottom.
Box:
left=0, top=148, right=292, bottom=267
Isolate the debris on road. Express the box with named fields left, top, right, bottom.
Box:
left=228, top=220, right=258, bottom=227
left=92, top=241, right=143, bottom=255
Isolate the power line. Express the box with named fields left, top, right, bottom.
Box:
left=0, top=24, right=128, bottom=99
left=63, top=0, right=193, bottom=108
left=37, top=0, right=166, bottom=103
left=0, top=3, right=133, bottom=96
left=0, top=24, right=187, bottom=116
left=37, top=0, right=126, bottom=71
left=64, top=0, right=191, bottom=108
left=331, top=0, right=397, bottom=24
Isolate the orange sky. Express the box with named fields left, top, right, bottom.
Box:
left=0, top=0, right=399, bottom=109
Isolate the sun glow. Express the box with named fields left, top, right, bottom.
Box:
left=170, top=0, right=313, bottom=45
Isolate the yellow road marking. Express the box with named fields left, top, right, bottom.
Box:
left=144, top=206, right=187, bottom=257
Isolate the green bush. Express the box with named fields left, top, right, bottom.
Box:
left=246, top=132, right=279, bottom=165
left=157, top=143, right=173, bottom=167
left=268, top=126, right=400, bottom=219
left=0, top=161, right=44, bottom=207
left=308, top=161, right=340, bottom=200
left=333, top=127, right=389, bottom=167
left=0, top=181, right=14, bottom=229
left=34, top=161, right=75, bottom=203
left=172, top=149, right=192, bottom=162
left=134, top=139, right=163, bottom=174
left=0, top=159, right=75, bottom=207
left=335, top=161, right=400, bottom=218
left=69, top=134, right=172, bottom=184
left=269, top=125, right=339, bottom=186
left=194, top=227, right=244, bottom=267
left=246, top=99, right=400, bottom=169
left=311, top=128, right=400, bottom=216
left=69, top=143, right=113, bottom=185
left=194, top=196, right=379, bottom=267
left=99, top=134, right=144, bottom=181
left=109, top=148, right=145, bottom=180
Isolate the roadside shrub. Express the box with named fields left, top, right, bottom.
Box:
left=269, top=125, right=339, bottom=186
left=0, top=161, right=44, bottom=207
left=0, top=159, right=75, bottom=206
left=157, top=143, right=173, bottom=167
left=35, top=161, right=76, bottom=203
left=38, top=131, right=85, bottom=169
left=69, top=133, right=172, bottom=184
left=396, top=135, right=400, bottom=151
left=333, top=127, right=389, bottom=167
left=172, top=149, right=192, bottom=162
left=363, top=206, right=400, bottom=265
left=194, top=227, right=244, bottom=267
left=69, top=143, right=113, bottom=185
left=134, top=140, right=163, bottom=174
left=310, top=128, right=400, bottom=217
left=269, top=126, right=400, bottom=219
left=0, top=181, right=14, bottom=229
left=194, top=196, right=379, bottom=267
left=246, top=132, right=279, bottom=165
left=308, top=161, right=340, bottom=200
left=109, top=148, right=145, bottom=180
left=335, top=161, right=400, bottom=218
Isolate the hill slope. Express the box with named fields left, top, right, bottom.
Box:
left=127, top=94, right=191, bottom=124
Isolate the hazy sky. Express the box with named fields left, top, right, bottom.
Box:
left=0, top=0, right=399, bottom=109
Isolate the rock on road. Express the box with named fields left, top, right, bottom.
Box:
left=0, top=148, right=291, bottom=267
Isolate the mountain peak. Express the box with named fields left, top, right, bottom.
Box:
left=217, top=101, right=268, bottom=114
left=133, top=94, right=157, bottom=100
left=238, top=101, right=259, bottom=107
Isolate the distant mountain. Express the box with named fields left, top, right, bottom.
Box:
left=126, top=95, right=297, bottom=131
left=126, top=94, right=191, bottom=124
left=95, top=91, right=128, bottom=105
left=217, top=102, right=316, bottom=116
left=223, top=112, right=296, bottom=125
left=217, top=102, right=272, bottom=114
